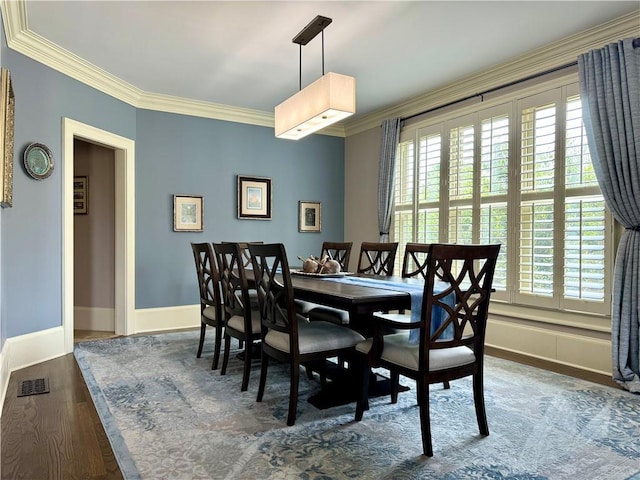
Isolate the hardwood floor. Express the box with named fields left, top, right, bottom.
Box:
left=1, top=331, right=123, bottom=480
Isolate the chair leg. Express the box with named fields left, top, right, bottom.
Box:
left=256, top=354, right=269, bottom=402
left=241, top=339, right=251, bottom=392
left=473, top=372, right=489, bottom=436
left=220, top=334, right=231, bottom=376
left=417, top=378, right=433, bottom=457
left=197, top=323, right=206, bottom=358
left=305, top=364, right=315, bottom=380
left=211, top=324, right=223, bottom=370
left=443, top=380, right=450, bottom=389
left=286, top=362, right=300, bottom=426
left=390, top=369, right=400, bottom=404
left=355, top=355, right=370, bottom=421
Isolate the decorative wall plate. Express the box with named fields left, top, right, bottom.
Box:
left=24, top=142, right=54, bottom=180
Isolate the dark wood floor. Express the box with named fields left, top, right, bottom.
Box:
left=1, top=332, right=123, bottom=480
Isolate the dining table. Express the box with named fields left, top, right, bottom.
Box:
left=288, top=271, right=424, bottom=408
left=289, top=272, right=417, bottom=335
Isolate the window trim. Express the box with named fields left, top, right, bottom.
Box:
left=392, top=72, right=614, bottom=324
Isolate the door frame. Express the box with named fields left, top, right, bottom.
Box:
left=62, top=118, right=135, bottom=353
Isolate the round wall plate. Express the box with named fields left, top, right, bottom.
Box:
left=24, top=142, right=54, bottom=180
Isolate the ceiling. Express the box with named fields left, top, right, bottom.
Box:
left=18, top=1, right=640, bottom=124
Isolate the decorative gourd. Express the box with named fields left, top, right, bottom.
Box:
left=298, top=255, right=341, bottom=274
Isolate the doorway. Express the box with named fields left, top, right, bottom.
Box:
left=73, top=139, right=116, bottom=340
left=62, top=118, right=135, bottom=354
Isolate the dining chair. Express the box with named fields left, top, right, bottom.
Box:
left=357, top=241, right=399, bottom=276
left=296, top=241, right=354, bottom=320
left=320, top=241, right=353, bottom=271
left=191, top=242, right=224, bottom=370
left=248, top=243, right=365, bottom=426
left=214, top=242, right=262, bottom=391
left=222, top=240, right=264, bottom=310
left=373, top=242, right=449, bottom=392
left=354, top=243, right=501, bottom=456
left=374, top=243, right=433, bottom=323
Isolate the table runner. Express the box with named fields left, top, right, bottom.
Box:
left=325, top=276, right=453, bottom=344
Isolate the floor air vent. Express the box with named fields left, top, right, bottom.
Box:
left=18, top=378, right=50, bottom=397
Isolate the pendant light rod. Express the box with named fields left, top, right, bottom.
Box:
left=299, top=44, right=302, bottom=91
left=294, top=15, right=332, bottom=92
left=322, top=30, right=325, bottom=75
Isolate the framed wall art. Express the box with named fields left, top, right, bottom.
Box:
left=73, top=176, right=88, bottom=214
left=237, top=175, right=272, bottom=220
left=174, top=194, right=204, bottom=232
left=298, top=200, right=321, bottom=233
left=0, top=68, right=15, bottom=208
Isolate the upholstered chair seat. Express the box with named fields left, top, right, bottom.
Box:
left=266, top=320, right=364, bottom=354
left=356, top=334, right=475, bottom=371
left=226, top=309, right=262, bottom=335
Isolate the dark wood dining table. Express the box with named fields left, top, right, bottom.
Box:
left=289, top=272, right=415, bottom=335
left=288, top=272, right=421, bottom=408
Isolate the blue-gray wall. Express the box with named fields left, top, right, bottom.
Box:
left=0, top=24, right=345, bottom=340
left=135, top=110, right=345, bottom=309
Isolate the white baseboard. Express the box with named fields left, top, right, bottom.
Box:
left=0, top=344, right=9, bottom=418
left=74, top=306, right=115, bottom=331
left=134, top=304, right=200, bottom=334
left=0, top=327, right=66, bottom=419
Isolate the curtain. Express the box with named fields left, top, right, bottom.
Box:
left=578, top=38, right=640, bottom=393
left=377, top=118, right=402, bottom=242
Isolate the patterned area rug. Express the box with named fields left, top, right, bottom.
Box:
left=74, top=330, right=640, bottom=480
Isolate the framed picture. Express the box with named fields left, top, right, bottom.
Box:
left=0, top=68, right=15, bottom=208
left=298, top=200, right=322, bottom=233
left=174, top=194, right=204, bottom=232
left=73, top=176, right=88, bottom=214
left=237, top=175, right=272, bottom=220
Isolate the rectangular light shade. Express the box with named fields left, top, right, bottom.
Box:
left=275, top=72, right=355, bottom=140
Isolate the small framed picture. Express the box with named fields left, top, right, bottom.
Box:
left=298, top=201, right=321, bottom=233
left=174, top=194, right=203, bottom=232
left=237, top=175, right=272, bottom=220
left=73, top=176, right=88, bottom=214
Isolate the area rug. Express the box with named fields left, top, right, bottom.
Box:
left=74, top=330, right=640, bottom=480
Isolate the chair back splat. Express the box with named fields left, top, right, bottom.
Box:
left=355, top=243, right=501, bottom=457
left=401, top=242, right=433, bottom=279
left=357, top=242, right=399, bottom=276
left=320, top=241, right=353, bottom=272
left=190, top=242, right=224, bottom=370
left=214, top=242, right=261, bottom=392
left=222, top=241, right=263, bottom=268
left=249, top=243, right=365, bottom=426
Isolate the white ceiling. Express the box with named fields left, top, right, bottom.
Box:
left=22, top=1, right=640, bottom=122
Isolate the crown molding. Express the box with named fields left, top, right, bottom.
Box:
left=344, top=10, right=640, bottom=137
left=2, top=1, right=635, bottom=139
left=0, top=0, right=347, bottom=138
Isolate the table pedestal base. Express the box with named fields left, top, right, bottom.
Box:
left=307, top=361, right=409, bottom=410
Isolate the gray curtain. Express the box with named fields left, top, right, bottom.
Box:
left=578, top=38, right=640, bottom=393
left=378, top=118, right=402, bottom=242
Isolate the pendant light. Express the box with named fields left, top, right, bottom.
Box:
left=274, top=15, right=356, bottom=140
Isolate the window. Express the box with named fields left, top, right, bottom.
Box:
left=393, top=80, right=611, bottom=316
